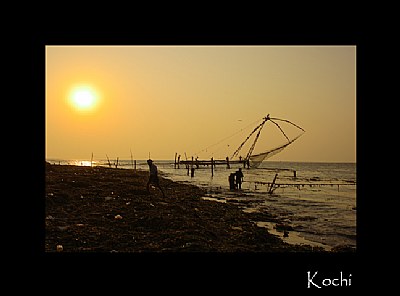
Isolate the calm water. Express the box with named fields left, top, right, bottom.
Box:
left=46, top=158, right=356, bottom=251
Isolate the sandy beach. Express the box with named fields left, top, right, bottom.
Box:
left=45, top=163, right=328, bottom=253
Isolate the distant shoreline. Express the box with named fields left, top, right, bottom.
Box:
left=46, top=158, right=357, bottom=165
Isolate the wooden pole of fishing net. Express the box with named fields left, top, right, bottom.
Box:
left=268, top=173, right=278, bottom=194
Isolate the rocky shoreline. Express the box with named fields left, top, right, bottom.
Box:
left=45, top=163, right=326, bottom=252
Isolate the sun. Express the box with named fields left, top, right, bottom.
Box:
left=69, top=85, right=99, bottom=112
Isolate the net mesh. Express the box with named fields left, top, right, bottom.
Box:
left=249, top=133, right=303, bottom=168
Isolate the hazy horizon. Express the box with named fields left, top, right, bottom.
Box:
left=46, top=46, right=356, bottom=163
left=46, top=158, right=356, bottom=164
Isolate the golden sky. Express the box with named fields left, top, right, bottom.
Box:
left=46, top=46, right=356, bottom=162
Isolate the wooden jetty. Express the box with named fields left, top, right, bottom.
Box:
left=174, top=153, right=299, bottom=178
left=249, top=178, right=356, bottom=193
left=174, top=155, right=248, bottom=177
left=177, top=158, right=249, bottom=168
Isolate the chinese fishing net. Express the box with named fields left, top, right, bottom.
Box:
left=249, top=133, right=303, bottom=168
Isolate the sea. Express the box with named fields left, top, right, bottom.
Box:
left=46, top=158, right=356, bottom=251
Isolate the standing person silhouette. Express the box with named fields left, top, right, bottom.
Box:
left=229, top=172, right=236, bottom=190
left=235, top=168, right=244, bottom=190
left=146, top=159, right=165, bottom=197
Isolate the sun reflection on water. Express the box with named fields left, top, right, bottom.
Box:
left=73, top=160, right=96, bottom=167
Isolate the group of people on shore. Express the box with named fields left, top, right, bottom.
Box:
left=146, top=159, right=245, bottom=197
left=229, top=168, right=244, bottom=190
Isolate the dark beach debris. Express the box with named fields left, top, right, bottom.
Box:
left=45, top=164, right=327, bottom=253
left=331, top=245, right=356, bottom=252
left=296, top=215, right=317, bottom=221
left=275, top=223, right=294, bottom=232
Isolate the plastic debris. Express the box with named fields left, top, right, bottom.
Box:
left=56, top=244, right=63, bottom=252
left=115, top=214, right=123, bottom=220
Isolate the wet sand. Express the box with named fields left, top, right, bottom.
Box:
left=45, top=163, right=326, bottom=252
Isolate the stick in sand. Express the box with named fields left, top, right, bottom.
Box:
left=130, top=148, right=134, bottom=169
left=106, top=154, right=111, bottom=167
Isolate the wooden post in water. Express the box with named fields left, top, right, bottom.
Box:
left=174, top=153, right=177, bottom=169
left=191, top=156, right=195, bottom=177
left=115, top=157, right=119, bottom=168
left=226, top=156, right=230, bottom=169
left=134, top=160, right=137, bottom=172
left=293, top=170, right=297, bottom=178
left=211, top=157, right=214, bottom=177
left=191, top=167, right=195, bottom=177
left=91, top=152, right=93, bottom=167
left=130, top=149, right=134, bottom=169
